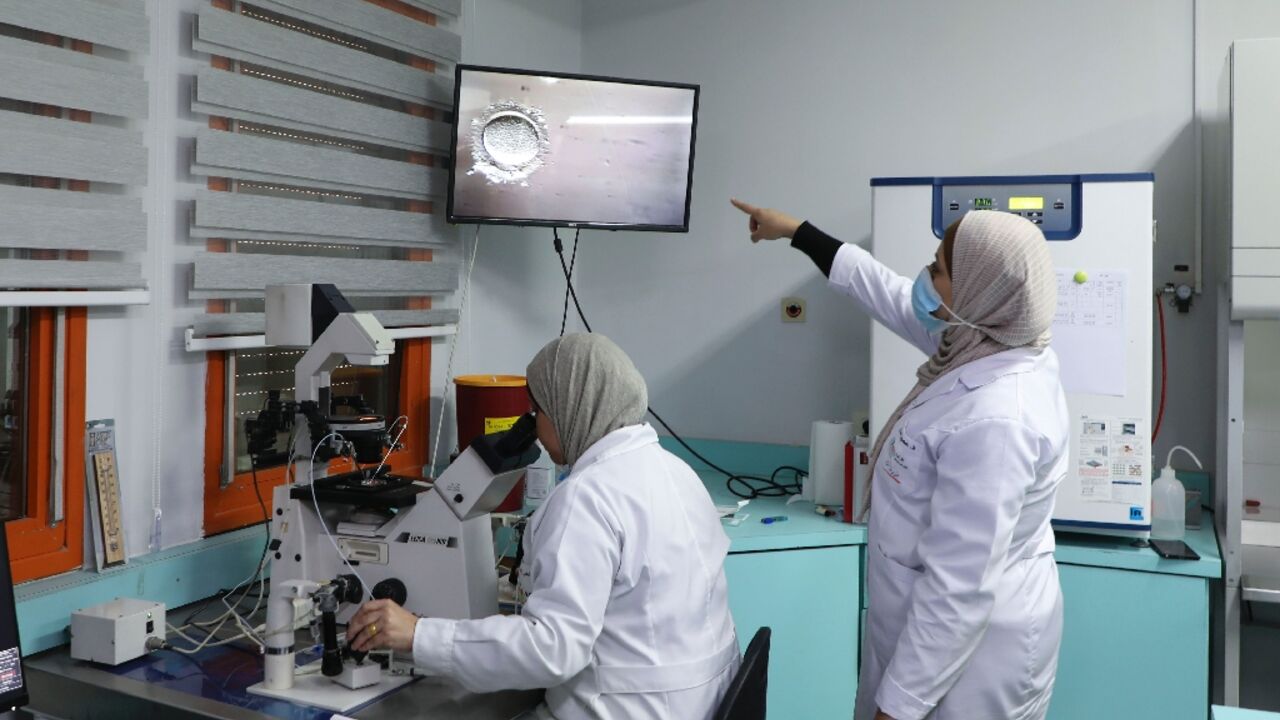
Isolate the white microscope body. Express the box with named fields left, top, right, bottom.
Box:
left=257, top=284, right=538, bottom=692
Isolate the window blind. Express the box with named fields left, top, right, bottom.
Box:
left=0, top=0, right=149, bottom=300
left=187, top=1, right=460, bottom=346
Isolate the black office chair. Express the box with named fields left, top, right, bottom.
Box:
left=713, top=627, right=771, bottom=720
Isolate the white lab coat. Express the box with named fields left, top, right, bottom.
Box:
left=412, top=423, right=740, bottom=720
left=829, top=243, right=1068, bottom=720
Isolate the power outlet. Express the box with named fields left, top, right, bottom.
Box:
left=782, top=297, right=806, bottom=323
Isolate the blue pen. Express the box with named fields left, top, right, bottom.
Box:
left=761, top=515, right=788, bottom=525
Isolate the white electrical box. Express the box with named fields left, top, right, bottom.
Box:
left=70, top=598, right=165, bottom=666
left=870, top=174, right=1154, bottom=537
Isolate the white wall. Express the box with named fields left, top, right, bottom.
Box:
left=79, top=0, right=1280, bottom=558
left=83, top=0, right=210, bottom=556
left=428, top=0, right=585, bottom=467
left=573, top=0, right=1211, bottom=456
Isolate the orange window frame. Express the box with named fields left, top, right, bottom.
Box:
left=202, top=338, right=432, bottom=536
left=4, top=308, right=87, bottom=584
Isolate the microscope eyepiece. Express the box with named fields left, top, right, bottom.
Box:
left=471, top=413, right=541, bottom=474
left=494, top=413, right=537, bottom=457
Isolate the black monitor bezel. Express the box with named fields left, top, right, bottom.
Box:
left=0, top=530, right=28, bottom=710
left=446, top=64, right=701, bottom=233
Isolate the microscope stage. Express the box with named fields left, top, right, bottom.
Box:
left=293, top=470, right=427, bottom=509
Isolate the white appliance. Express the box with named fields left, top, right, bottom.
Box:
left=869, top=174, right=1154, bottom=537
left=70, top=598, right=165, bottom=666
left=1232, top=39, right=1280, bottom=319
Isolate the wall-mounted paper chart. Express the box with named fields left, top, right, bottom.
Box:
left=1051, top=269, right=1128, bottom=398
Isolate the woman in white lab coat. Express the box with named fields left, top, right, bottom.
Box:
left=732, top=200, right=1068, bottom=720
left=347, top=333, right=740, bottom=720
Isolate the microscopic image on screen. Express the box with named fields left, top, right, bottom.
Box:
left=451, top=69, right=697, bottom=229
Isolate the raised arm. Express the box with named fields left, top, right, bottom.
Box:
left=731, top=199, right=936, bottom=355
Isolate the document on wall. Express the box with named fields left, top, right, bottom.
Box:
left=1051, top=269, right=1127, bottom=398
left=1076, top=421, right=1113, bottom=502
left=1078, top=415, right=1150, bottom=514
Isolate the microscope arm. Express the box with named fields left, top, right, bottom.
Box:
left=294, top=313, right=394, bottom=405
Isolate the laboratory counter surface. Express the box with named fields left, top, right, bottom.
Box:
left=22, top=636, right=540, bottom=720
left=15, top=472, right=1223, bottom=720
left=697, top=473, right=1223, bottom=577
left=1215, top=707, right=1280, bottom=719
left=700, top=475, right=867, bottom=552
left=1054, top=519, right=1222, bottom=578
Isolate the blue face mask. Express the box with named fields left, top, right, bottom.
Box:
left=911, top=268, right=950, bottom=335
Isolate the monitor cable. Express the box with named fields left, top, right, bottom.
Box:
left=551, top=232, right=804, bottom=500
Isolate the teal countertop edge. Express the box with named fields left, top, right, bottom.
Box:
left=1054, top=516, right=1222, bottom=579
left=663, top=436, right=1222, bottom=578
left=1214, top=707, right=1280, bottom=719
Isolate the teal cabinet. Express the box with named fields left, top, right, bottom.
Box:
left=681, top=445, right=1219, bottom=720
left=1048, top=520, right=1220, bottom=720
left=725, top=545, right=861, bottom=719
left=1050, top=564, right=1209, bottom=720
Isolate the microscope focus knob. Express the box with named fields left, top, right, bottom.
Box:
left=372, top=578, right=408, bottom=606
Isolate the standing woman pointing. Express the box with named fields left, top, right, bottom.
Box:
left=731, top=200, right=1068, bottom=720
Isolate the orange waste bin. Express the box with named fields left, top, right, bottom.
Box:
left=454, top=375, right=532, bottom=512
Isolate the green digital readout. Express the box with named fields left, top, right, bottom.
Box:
left=1008, top=196, right=1045, bottom=211
left=973, top=198, right=994, bottom=209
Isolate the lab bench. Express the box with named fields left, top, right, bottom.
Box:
left=701, top=471, right=1223, bottom=720
left=17, top=464, right=1221, bottom=720
left=702, top=477, right=866, bottom=720
left=1050, top=519, right=1221, bottom=720
left=21, top=618, right=541, bottom=720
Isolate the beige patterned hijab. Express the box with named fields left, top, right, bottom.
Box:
left=860, top=210, right=1058, bottom=521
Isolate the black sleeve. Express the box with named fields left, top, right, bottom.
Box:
left=790, top=221, right=843, bottom=277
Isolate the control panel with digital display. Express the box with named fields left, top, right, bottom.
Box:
left=937, top=181, right=1075, bottom=238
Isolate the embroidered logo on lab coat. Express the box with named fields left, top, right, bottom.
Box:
left=884, top=439, right=904, bottom=484
left=885, top=428, right=920, bottom=485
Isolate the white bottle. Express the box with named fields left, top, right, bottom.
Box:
left=524, top=449, right=555, bottom=507
left=1150, top=466, right=1186, bottom=541
left=1151, top=445, right=1203, bottom=541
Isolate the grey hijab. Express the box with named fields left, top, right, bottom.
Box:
left=526, top=333, right=649, bottom=467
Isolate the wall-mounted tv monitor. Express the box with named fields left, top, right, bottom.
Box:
left=447, top=65, right=700, bottom=232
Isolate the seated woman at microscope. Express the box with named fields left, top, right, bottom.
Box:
left=348, top=333, right=740, bottom=720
